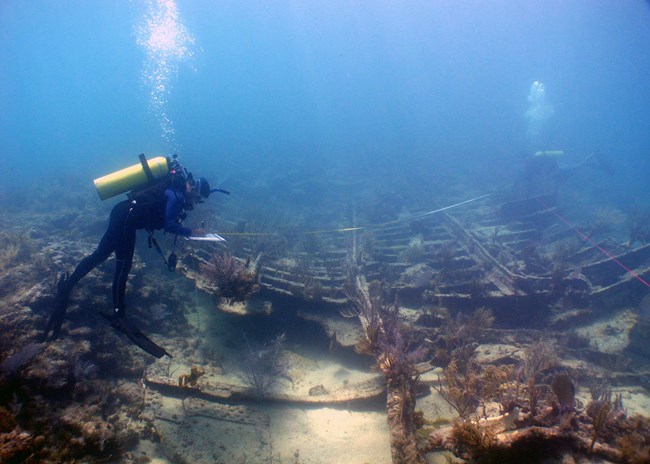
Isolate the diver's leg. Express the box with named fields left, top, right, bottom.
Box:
left=111, top=217, right=137, bottom=319
left=103, top=209, right=172, bottom=359
left=42, top=228, right=115, bottom=340
left=66, top=201, right=131, bottom=290
left=66, top=230, right=116, bottom=289
left=42, top=203, right=127, bottom=340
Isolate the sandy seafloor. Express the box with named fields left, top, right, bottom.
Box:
left=140, top=291, right=393, bottom=464
left=122, top=289, right=649, bottom=464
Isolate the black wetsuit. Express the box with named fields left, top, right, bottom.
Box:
left=65, top=187, right=192, bottom=318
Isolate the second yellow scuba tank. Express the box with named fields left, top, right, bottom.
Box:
left=534, top=150, right=564, bottom=158
left=94, top=155, right=169, bottom=200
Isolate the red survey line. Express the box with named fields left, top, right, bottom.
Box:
left=546, top=205, right=650, bottom=289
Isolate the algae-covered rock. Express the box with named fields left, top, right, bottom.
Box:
left=0, top=429, right=34, bottom=462
left=309, top=384, right=329, bottom=396
left=626, top=318, right=650, bottom=359
left=626, top=295, right=650, bottom=360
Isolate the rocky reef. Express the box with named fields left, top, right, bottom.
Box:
left=2, top=171, right=650, bottom=464
left=0, top=194, right=196, bottom=463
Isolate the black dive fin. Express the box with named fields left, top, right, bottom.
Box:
left=102, top=314, right=172, bottom=359
left=42, top=272, right=70, bottom=342
left=42, top=305, right=66, bottom=342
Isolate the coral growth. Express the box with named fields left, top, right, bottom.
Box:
left=424, top=329, right=650, bottom=464
left=433, top=358, right=481, bottom=419
left=616, top=415, right=650, bottom=464
left=240, top=333, right=289, bottom=398
left=0, top=429, right=34, bottom=463
left=401, top=235, right=427, bottom=264
left=0, top=231, right=43, bottom=274
left=433, top=352, right=514, bottom=422
left=0, top=405, right=16, bottom=433
left=345, top=277, right=427, bottom=379
left=178, top=365, right=205, bottom=388
left=431, top=307, right=494, bottom=368
left=520, top=338, right=558, bottom=414
left=199, top=251, right=260, bottom=303
left=587, top=399, right=612, bottom=452
left=345, top=274, right=427, bottom=464
left=450, top=418, right=498, bottom=460
left=296, top=274, right=324, bottom=301
left=0, top=231, right=50, bottom=304
left=550, top=373, right=575, bottom=411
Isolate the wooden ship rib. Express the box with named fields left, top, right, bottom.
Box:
left=182, top=192, right=650, bottom=326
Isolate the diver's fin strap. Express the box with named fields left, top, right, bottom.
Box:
left=138, top=153, right=155, bottom=184
left=101, top=313, right=171, bottom=359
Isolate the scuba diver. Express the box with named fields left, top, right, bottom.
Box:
left=502, top=150, right=611, bottom=219
left=41, top=155, right=221, bottom=358
left=517, top=150, right=610, bottom=198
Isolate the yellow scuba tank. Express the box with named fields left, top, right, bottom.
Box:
left=94, top=155, right=169, bottom=200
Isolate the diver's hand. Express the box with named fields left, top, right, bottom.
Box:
left=191, top=228, right=208, bottom=237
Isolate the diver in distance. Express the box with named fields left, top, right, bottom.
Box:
left=42, top=155, right=220, bottom=358
left=518, top=150, right=610, bottom=199
left=502, top=150, right=610, bottom=219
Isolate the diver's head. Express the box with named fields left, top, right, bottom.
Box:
left=196, top=177, right=211, bottom=199
left=186, top=176, right=211, bottom=203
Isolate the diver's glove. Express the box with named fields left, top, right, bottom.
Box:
left=41, top=271, right=70, bottom=341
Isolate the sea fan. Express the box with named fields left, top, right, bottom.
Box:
left=199, top=252, right=260, bottom=303
left=239, top=333, right=289, bottom=398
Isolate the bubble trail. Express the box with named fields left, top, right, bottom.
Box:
left=137, top=0, right=195, bottom=150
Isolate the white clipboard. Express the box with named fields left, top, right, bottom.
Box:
left=185, top=233, right=226, bottom=242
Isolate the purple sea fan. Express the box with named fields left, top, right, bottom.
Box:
left=551, top=372, right=575, bottom=412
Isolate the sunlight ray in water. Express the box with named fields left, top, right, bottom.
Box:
left=137, top=0, right=195, bottom=150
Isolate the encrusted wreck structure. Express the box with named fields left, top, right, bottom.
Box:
left=2, top=179, right=650, bottom=464
left=187, top=193, right=650, bottom=324
left=177, top=191, right=650, bottom=464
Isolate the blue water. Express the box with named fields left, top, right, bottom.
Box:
left=1, top=0, right=649, bottom=209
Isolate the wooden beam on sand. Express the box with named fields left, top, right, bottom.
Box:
left=145, top=374, right=386, bottom=409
